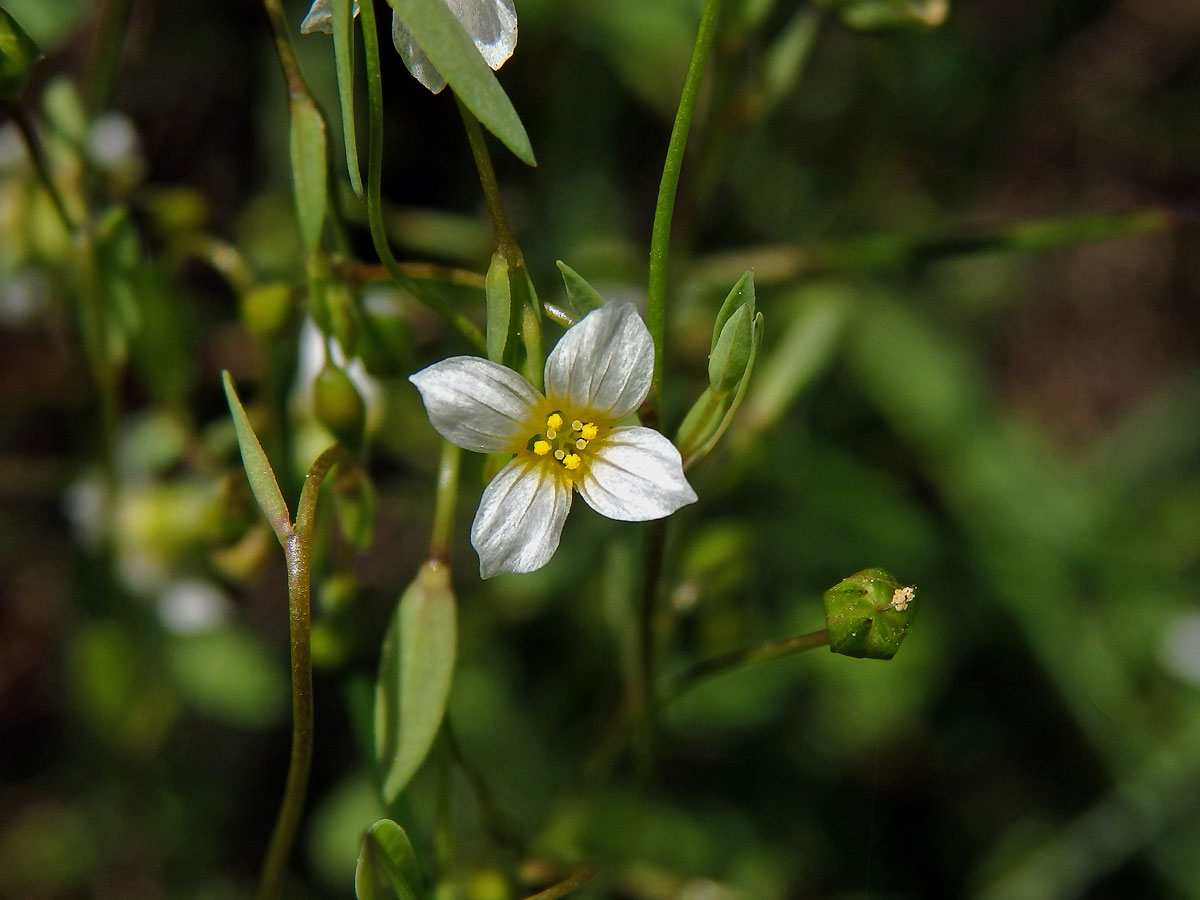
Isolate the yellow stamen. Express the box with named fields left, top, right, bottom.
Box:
left=575, top=439, right=588, bottom=450
left=546, top=428, right=558, bottom=440
left=546, top=413, right=563, bottom=431
left=533, top=440, right=551, bottom=456
left=580, top=422, right=599, bottom=440
left=554, top=449, right=565, bottom=461
left=562, top=453, right=581, bottom=470
left=571, top=419, right=583, bottom=431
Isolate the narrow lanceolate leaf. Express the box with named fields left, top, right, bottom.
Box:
left=387, top=0, right=535, bottom=166
left=289, top=92, right=328, bottom=252
left=556, top=261, right=605, bottom=316
left=331, top=0, right=364, bottom=197
left=222, top=372, right=291, bottom=542
left=0, top=8, right=42, bottom=101
left=355, top=819, right=422, bottom=900
left=376, top=560, right=457, bottom=802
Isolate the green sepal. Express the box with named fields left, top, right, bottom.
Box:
left=222, top=371, right=291, bottom=543
left=708, top=302, right=754, bottom=393
left=0, top=8, right=42, bottom=101
left=677, top=310, right=764, bottom=466
left=386, top=0, right=535, bottom=166
left=355, top=819, right=422, bottom=900
left=485, top=251, right=515, bottom=364
left=823, top=568, right=918, bottom=660
left=375, top=561, right=457, bottom=803
left=331, top=0, right=363, bottom=197
left=711, top=269, right=756, bottom=353
left=289, top=92, right=328, bottom=252
left=556, top=260, right=605, bottom=316
left=814, top=0, right=948, bottom=30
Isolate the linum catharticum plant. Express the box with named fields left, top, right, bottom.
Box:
left=219, top=1, right=921, bottom=897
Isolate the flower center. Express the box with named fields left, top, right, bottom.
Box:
left=527, top=411, right=602, bottom=472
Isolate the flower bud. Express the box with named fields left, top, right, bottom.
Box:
left=823, top=568, right=917, bottom=660
left=313, top=363, right=366, bottom=450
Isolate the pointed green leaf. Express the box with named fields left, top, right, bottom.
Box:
left=375, top=561, right=457, bottom=802
left=222, top=371, right=291, bottom=542
left=556, top=261, right=605, bottom=316
left=0, top=8, right=42, bottom=101
left=711, top=269, right=755, bottom=353
left=387, top=0, right=535, bottom=166
left=355, top=819, right=421, bottom=900
left=332, top=0, right=364, bottom=197
left=708, top=302, right=754, bottom=392
left=289, top=93, right=328, bottom=252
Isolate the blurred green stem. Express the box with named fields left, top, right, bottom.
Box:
left=632, top=519, right=667, bottom=779
left=520, top=866, right=599, bottom=900
left=688, top=207, right=1189, bottom=290
left=85, top=0, right=134, bottom=113
left=6, top=100, right=76, bottom=233
left=429, top=440, right=461, bottom=563
left=358, top=0, right=486, bottom=352
left=646, top=0, right=722, bottom=424
left=659, top=629, right=829, bottom=704
left=256, top=444, right=349, bottom=900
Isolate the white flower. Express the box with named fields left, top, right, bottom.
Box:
left=410, top=303, right=698, bottom=578
left=301, top=0, right=517, bottom=94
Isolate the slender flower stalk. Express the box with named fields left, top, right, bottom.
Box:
left=255, top=445, right=350, bottom=900
left=646, top=0, right=723, bottom=424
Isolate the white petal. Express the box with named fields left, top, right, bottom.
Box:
left=410, top=357, right=542, bottom=452
left=392, top=12, right=448, bottom=93
left=300, top=0, right=360, bottom=35
left=578, top=427, right=697, bottom=521
left=447, top=0, right=517, bottom=70
left=471, top=457, right=572, bottom=578
left=544, top=303, right=653, bottom=420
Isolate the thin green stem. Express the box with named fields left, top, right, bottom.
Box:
left=457, top=98, right=520, bottom=259
left=255, top=444, right=348, bottom=900
left=646, top=0, right=723, bottom=424
left=6, top=101, right=77, bottom=234
left=331, top=256, right=488, bottom=290
left=519, top=866, right=599, bottom=900
left=261, top=0, right=309, bottom=98
left=359, top=0, right=486, bottom=353
left=429, top=440, right=462, bottom=563
left=658, top=629, right=830, bottom=705
left=632, top=519, right=667, bottom=780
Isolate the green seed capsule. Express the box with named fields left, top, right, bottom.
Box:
left=313, top=363, right=365, bottom=450
left=823, top=568, right=918, bottom=660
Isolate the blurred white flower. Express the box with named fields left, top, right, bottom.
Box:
left=410, top=303, right=697, bottom=578
left=301, top=0, right=516, bottom=93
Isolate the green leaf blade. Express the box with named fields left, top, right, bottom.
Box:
left=375, top=561, right=457, bottom=802
left=332, top=0, right=364, bottom=197
left=556, top=261, right=606, bottom=317
left=387, top=0, right=535, bottom=165
left=222, top=371, right=291, bottom=542
left=355, top=819, right=421, bottom=900
left=0, top=8, right=42, bottom=101
left=289, top=92, right=329, bottom=252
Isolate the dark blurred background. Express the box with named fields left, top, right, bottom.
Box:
left=2, top=0, right=1200, bottom=898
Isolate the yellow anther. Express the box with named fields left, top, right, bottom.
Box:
left=575, top=439, right=588, bottom=450
left=546, top=413, right=563, bottom=431
left=533, top=440, right=551, bottom=456
left=562, top=453, right=581, bottom=470
left=571, top=419, right=584, bottom=431
left=554, top=449, right=565, bottom=461
left=546, top=428, right=558, bottom=440
left=580, top=422, right=599, bottom=440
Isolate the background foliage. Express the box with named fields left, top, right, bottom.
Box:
left=2, top=0, right=1200, bottom=898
